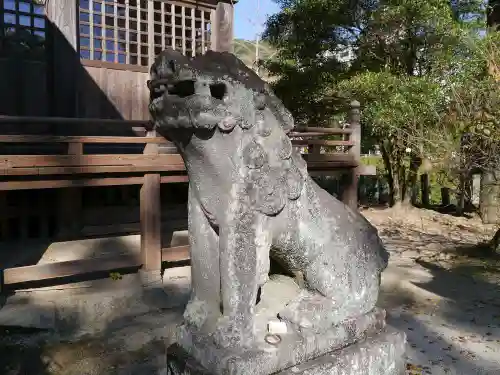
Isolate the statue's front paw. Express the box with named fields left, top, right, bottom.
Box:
left=278, top=291, right=344, bottom=333
left=212, top=316, right=254, bottom=349
left=183, top=296, right=210, bottom=330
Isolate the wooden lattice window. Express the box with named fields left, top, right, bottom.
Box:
left=0, top=0, right=46, bottom=59
left=151, top=0, right=212, bottom=59
left=78, top=0, right=213, bottom=67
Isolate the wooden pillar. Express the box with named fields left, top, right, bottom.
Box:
left=140, top=130, right=162, bottom=271
left=341, top=100, right=361, bottom=210
left=46, top=0, right=78, bottom=118
left=210, top=1, right=234, bottom=53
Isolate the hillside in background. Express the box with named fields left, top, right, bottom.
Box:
left=233, top=38, right=277, bottom=81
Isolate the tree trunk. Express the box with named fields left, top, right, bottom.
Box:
left=403, top=154, right=421, bottom=206
left=421, top=174, right=430, bottom=206
left=392, top=171, right=403, bottom=206
left=380, top=142, right=396, bottom=207
left=479, top=171, right=500, bottom=224
left=380, top=141, right=416, bottom=207
left=488, top=0, right=500, bottom=30
left=492, top=227, right=500, bottom=255
left=457, top=173, right=467, bottom=215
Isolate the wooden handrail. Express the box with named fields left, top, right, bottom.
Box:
left=291, top=139, right=354, bottom=147
left=0, top=117, right=361, bottom=183
left=0, top=154, right=183, bottom=168
left=0, top=135, right=170, bottom=144
left=0, top=115, right=153, bottom=128
left=0, top=117, right=355, bottom=145
left=295, top=126, right=352, bottom=135
left=289, top=132, right=336, bottom=138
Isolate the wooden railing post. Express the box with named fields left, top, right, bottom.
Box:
left=341, top=100, right=361, bottom=209
left=57, top=142, right=83, bottom=239
left=140, top=130, right=162, bottom=273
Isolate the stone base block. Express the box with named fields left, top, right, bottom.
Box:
left=166, top=310, right=406, bottom=375
left=167, top=327, right=406, bottom=375
left=277, top=327, right=406, bottom=375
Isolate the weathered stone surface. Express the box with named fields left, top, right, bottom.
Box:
left=149, top=48, right=401, bottom=373
left=166, top=327, right=406, bottom=375
left=277, top=327, right=407, bottom=375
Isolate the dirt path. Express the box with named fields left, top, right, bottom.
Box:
left=0, top=207, right=499, bottom=375
left=365, top=207, right=500, bottom=375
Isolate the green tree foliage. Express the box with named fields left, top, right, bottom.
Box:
left=263, top=0, right=495, bottom=206
left=338, top=72, right=444, bottom=204
left=263, top=0, right=371, bottom=124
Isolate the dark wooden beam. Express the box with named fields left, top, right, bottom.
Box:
left=2, top=254, right=141, bottom=286
left=0, top=135, right=171, bottom=144
left=0, top=115, right=152, bottom=129
left=161, top=245, right=190, bottom=263
left=0, top=177, right=146, bottom=191
left=1, top=166, right=187, bottom=177
left=1, top=244, right=192, bottom=290
left=0, top=154, right=184, bottom=168
left=295, top=126, right=352, bottom=135
left=292, top=139, right=354, bottom=147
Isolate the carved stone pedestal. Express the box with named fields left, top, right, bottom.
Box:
left=166, top=309, right=406, bottom=375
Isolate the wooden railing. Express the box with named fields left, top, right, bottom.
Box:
left=0, top=104, right=363, bottom=290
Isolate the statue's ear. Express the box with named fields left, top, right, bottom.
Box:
left=152, top=48, right=191, bottom=80
left=167, top=59, right=176, bottom=73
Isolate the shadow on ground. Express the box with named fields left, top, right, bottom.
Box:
left=0, top=233, right=191, bottom=375
left=0, top=280, right=189, bottom=375
left=413, top=259, right=500, bottom=333
left=388, top=310, right=500, bottom=375
left=379, top=261, right=500, bottom=375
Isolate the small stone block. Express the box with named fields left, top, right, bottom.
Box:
left=267, top=320, right=288, bottom=335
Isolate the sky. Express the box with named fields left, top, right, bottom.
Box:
left=234, top=0, right=280, bottom=40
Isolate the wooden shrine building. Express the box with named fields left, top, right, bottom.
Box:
left=0, top=0, right=364, bottom=291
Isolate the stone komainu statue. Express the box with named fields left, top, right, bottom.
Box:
left=148, top=49, right=390, bottom=351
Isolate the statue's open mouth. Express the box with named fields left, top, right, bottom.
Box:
left=148, top=78, right=199, bottom=97
left=149, top=78, right=227, bottom=101
left=148, top=77, right=198, bottom=123
left=147, top=78, right=170, bottom=101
